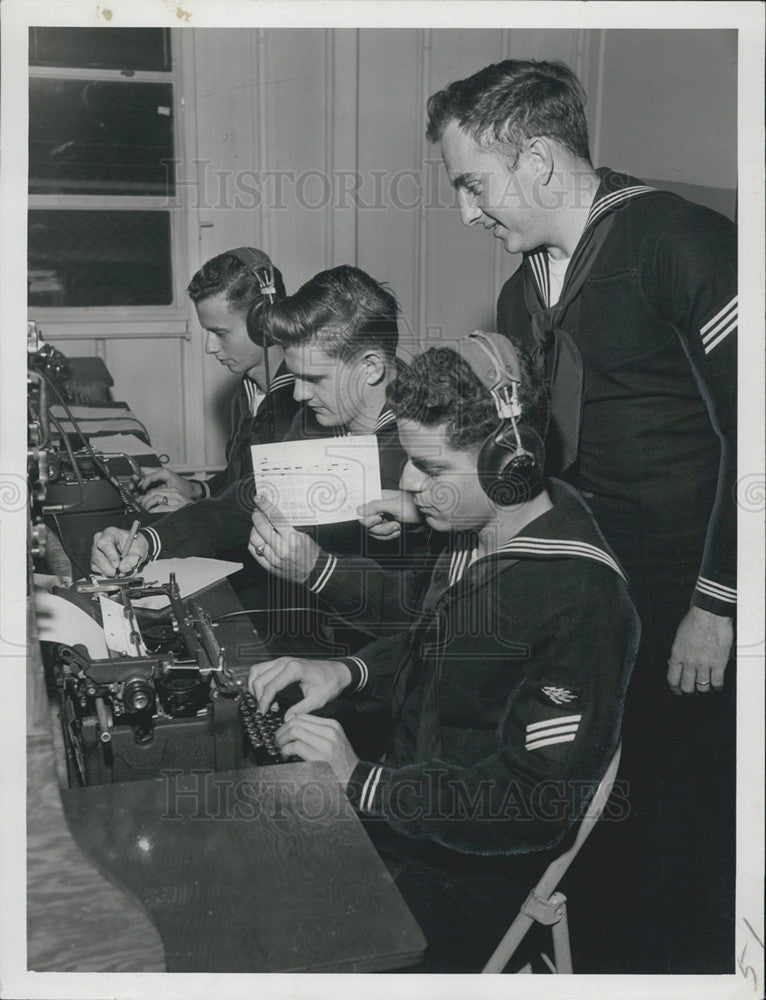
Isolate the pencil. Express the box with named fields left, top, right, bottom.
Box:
left=121, top=519, right=141, bottom=566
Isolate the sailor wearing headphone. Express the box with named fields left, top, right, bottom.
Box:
left=245, top=331, right=640, bottom=973
left=135, top=247, right=299, bottom=512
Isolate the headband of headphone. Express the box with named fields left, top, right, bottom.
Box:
left=454, top=331, right=544, bottom=506
left=225, top=246, right=280, bottom=439
left=228, top=246, right=277, bottom=297
left=225, top=246, right=280, bottom=347
left=455, top=331, right=523, bottom=419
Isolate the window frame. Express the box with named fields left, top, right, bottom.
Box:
left=27, top=34, right=191, bottom=329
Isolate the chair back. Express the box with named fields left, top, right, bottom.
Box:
left=536, top=742, right=623, bottom=898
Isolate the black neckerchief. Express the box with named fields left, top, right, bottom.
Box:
left=522, top=170, right=656, bottom=475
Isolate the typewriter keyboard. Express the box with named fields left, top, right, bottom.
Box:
left=239, top=692, right=290, bottom=765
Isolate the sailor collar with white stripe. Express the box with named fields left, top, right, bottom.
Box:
left=244, top=362, right=295, bottom=396
left=443, top=479, right=627, bottom=588
left=373, top=408, right=397, bottom=433
left=335, top=406, right=397, bottom=438
left=525, top=169, right=656, bottom=306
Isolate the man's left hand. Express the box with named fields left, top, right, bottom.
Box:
left=275, top=713, right=359, bottom=787
left=138, top=487, right=191, bottom=512
left=248, top=493, right=321, bottom=582
left=667, top=606, right=734, bottom=695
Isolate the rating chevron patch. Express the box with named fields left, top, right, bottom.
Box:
left=525, top=714, right=582, bottom=752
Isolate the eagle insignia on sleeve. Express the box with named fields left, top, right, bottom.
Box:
left=541, top=685, right=578, bottom=705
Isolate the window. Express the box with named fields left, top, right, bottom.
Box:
left=27, top=28, right=182, bottom=313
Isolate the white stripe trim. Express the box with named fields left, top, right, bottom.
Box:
left=701, top=295, right=737, bottom=338
left=587, top=185, right=655, bottom=228
left=525, top=723, right=581, bottom=745
left=360, top=765, right=384, bottom=812
left=359, top=768, right=377, bottom=812
left=526, top=733, right=577, bottom=752
left=143, top=525, right=161, bottom=559
left=448, top=548, right=470, bottom=587
left=528, top=250, right=549, bottom=305
left=374, top=408, right=397, bottom=429
left=703, top=316, right=737, bottom=355
left=696, top=577, right=737, bottom=601
left=701, top=308, right=736, bottom=344
left=309, top=553, right=337, bottom=594
left=496, top=538, right=626, bottom=582
left=526, top=713, right=582, bottom=733
left=269, top=374, right=295, bottom=392
left=346, top=656, right=369, bottom=691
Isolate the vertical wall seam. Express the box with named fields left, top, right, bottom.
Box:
left=324, top=29, right=334, bottom=269
left=492, top=29, right=513, bottom=325
left=416, top=28, right=431, bottom=348
left=591, top=29, right=606, bottom=168
left=256, top=29, right=270, bottom=252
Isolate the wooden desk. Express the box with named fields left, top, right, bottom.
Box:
left=27, top=579, right=426, bottom=972
left=27, top=730, right=166, bottom=972
left=50, top=760, right=425, bottom=972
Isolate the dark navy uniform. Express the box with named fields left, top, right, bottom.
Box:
left=193, top=364, right=299, bottom=498
left=497, top=170, right=737, bottom=972
left=301, top=481, right=639, bottom=972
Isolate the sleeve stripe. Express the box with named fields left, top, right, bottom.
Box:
left=346, top=656, right=369, bottom=691
left=526, top=713, right=582, bottom=732
left=701, top=294, right=737, bottom=338
left=526, top=733, right=577, bottom=752
left=703, top=316, right=737, bottom=355
left=696, top=577, right=737, bottom=602
left=142, top=525, right=161, bottom=559
left=360, top=765, right=384, bottom=812
left=526, top=724, right=580, bottom=747
left=307, top=553, right=337, bottom=594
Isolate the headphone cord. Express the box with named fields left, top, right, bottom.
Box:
left=213, top=607, right=331, bottom=623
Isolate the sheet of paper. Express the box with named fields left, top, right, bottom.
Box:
left=88, top=433, right=156, bottom=456
left=249, top=434, right=382, bottom=526
left=98, top=594, right=146, bottom=656
left=131, top=557, right=243, bottom=610
left=33, top=590, right=109, bottom=659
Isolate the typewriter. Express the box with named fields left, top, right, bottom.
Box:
left=49, top=572, right=291, bottom=787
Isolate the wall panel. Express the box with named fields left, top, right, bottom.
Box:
left=63, top=27, right=735, bottom=473
left=596, top=30, right=737, bottom=191
left=424, top=29, right=508, bottom=347
left=355, top=29, right=425, bottom=353
left=103, top=337, right=186, bottom=463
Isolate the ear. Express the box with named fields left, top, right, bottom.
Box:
left=525, top=137, right=556, bottom=186
left=360, top=350, right=386, bottom=386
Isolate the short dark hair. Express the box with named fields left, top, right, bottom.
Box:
left=187, top=251, right=287, bottom=335
left=386, top=339, right=546, bottom=451
left=426, top=59, right=591, bottom=166
left=262, top=265, right=399, bottom=363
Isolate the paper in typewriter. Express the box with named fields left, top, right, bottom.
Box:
left=250, top=434, right=382, bottom=526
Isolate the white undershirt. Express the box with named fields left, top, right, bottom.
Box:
left=547, top=253, right=571, bottom=306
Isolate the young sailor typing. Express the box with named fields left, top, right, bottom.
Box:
left=247, top=334, right=639, bottom=971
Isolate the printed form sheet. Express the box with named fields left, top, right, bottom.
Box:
left=250, top=434, right=382, bottom=526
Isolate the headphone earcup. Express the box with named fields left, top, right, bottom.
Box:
left=478, top=421, right=544, bottom=506
left=246, top=298, right=273, bottom=345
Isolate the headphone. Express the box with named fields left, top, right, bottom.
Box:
left=227, top=246, right=283, bottom=440
left=456, top=332, right=545, bottom=507
left=227, top=246, right=281, bottom=344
